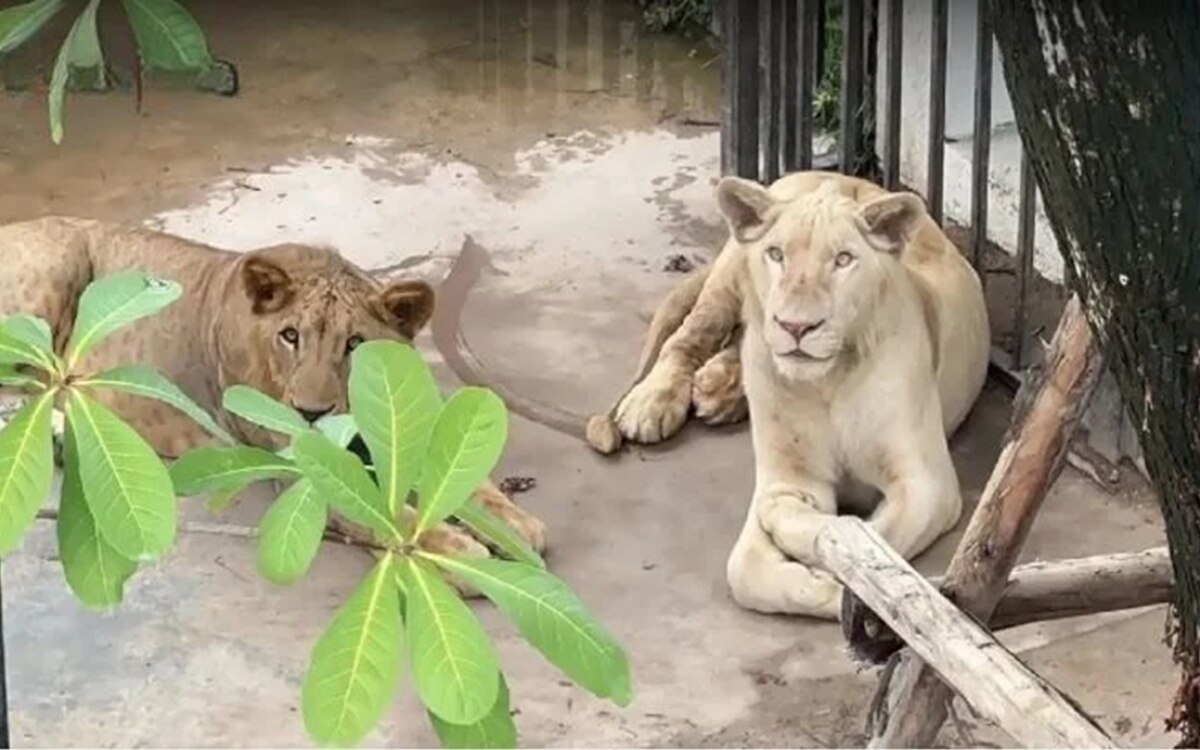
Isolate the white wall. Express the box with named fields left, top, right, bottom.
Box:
left=873, top=0, right=1064, bottom=284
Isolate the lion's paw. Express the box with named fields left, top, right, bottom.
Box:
left=614, top=368, right=692, bottom=444
left=756, top=492, right=828, bottom=565
left=693, top=353, right=748, bottom=426
left=417, top=523, right=492, bottom=598
left=472, top=484, right=547, bottom=555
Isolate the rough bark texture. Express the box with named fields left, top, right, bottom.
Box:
left=854, top=297, right=1103, bottom=746
left=844, top=546, right=1172, bottom=651
left=816, top=518, right=1113, bottom=748
left=989, top=2, right=1200, bottom=744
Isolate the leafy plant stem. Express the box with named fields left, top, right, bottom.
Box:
left=33, top=508, right=389, bottom=552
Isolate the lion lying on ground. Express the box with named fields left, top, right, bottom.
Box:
left=0, top=216, right=545, bottom=574
left=588, top=172, right=989, bottom=618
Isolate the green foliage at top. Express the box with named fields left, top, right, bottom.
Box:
left=0, top=0, right=218, bottom=143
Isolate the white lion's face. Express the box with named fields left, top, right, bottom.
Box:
left=716, top=177, right=926, bottom=382
left=755, top=211, right=889, bottom=379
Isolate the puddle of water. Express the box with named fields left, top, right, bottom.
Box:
left=147, top=127, right=721, bottom=429
left=148, top=128, right=720, bottom=282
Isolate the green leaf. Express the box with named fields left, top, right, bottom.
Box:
left=292, top=431, right=397, bottom=540
left=169, top=445, right=299, bottom=496
left=257, top=479, right=326, bottom=585
left=56, top=428, right=138, bottom=608
left=65, top=390, right=176, bottom=559
left=83, top=364, right=235, bottom=443
left=47, top=0, right=103, bottom=144
left=415, top=388, right=507, bottom=536
left=222, top=385, right=310, bottom=439
left=64, top=272, right=182, bottom=367
left=454, top=499, right=544, bottom=569
left=302, top=553, right=403, bottom=747
left=427, top=555, right=631, bottom=706
left=0, top=315, right=56, bottom=371
left=0, top=391, right=55, bottom=555
left=122, top=0, right=213, bottom=73
left=349, top=341, right=442, bottom=517
left=1, top=315, right=53, bottom=356
left=316, top=413, right=359, bottom=449
left=0, top=364, right=44, bottom=390
left=0, top=0, right=64, bottom=55
left=204, top=485, right=240, bottom=513
left=402, top=557, right=501, bottom=725
left=428, top=674, right=517, bottom=749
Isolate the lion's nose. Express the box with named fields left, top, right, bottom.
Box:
left=774, top=316, right=824, bottom=342
left=295, top=405, right=334, bottom=424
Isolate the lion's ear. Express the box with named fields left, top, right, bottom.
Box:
left=858, top=193, right=926, bottom=254
left=716, top=176, right=777, bottom=243
left=379, top=280, right=435, bottom=338
left=241, top=256, right=295, bottom=314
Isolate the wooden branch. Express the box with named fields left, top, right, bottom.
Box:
left=816, top=517, right=1114, bottom=749
left=865, top=296, right=1106, bottom=747
left=843, top=546, right=1173, bottom=659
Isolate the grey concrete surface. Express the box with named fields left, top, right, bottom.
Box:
left=0, top=0, right=1175, bottom=746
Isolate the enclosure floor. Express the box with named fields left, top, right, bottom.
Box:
left=0, top=0, right=1173, bottom=746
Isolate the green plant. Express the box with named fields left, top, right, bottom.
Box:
left=638, top=0, right=712, bottom=33
left=0, top=0, right=226, bottom=143
left=169, top=340, right=632, bottom=747
left=0, top=272, right=631, bottom=747
left=0, top=271, right=232, bottom=606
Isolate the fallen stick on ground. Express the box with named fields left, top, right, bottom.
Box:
left=816, top=516, right=1114, bottom=749
left=842, top=546, right=1173, bottom=658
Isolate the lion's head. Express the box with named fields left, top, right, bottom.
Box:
left=211, top=243, right=434, bottom=437
left=716, top=176, right=926, bottom=380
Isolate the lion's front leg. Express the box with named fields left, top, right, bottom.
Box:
left=692, top=333, right=748, bottom=426
left=866, top=433, right=963, bottom=561
left=470, top=480, right=546, bottom=554
left=616, top=275, right=744, bottom=445
left=727, top=479, right=843, bottom=619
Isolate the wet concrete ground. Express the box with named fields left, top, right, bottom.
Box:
left=0, top=0, right=1177, bottom=746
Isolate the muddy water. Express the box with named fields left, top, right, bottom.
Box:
left=1, top=0, right=724, bottom=433
left=0, top=0, right=720, bottom=221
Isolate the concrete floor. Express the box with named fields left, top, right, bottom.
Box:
left=0, top=0, right=1176, bottom=746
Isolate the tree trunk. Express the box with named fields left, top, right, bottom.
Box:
left=989, top=2, right=1200, bottom=743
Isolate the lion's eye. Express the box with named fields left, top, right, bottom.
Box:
left=279, top=327, right=300, bottom=347
left=345, top=335, right=364, bottom=355
left=834, top=251, right=855, bottom=268
left=765, top=245, right=784, bottom=263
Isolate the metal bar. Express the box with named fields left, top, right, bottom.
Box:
left=927, top=0, right=948, bottom=223
left=721, top=0, right=761, bottom=178
left=1013, top=149, right=1037, bottom=369
left=798, top=0, right=817, bottom=169
left=782, top=0, right=799, bottom=170
left=762, top=0, right=784, bottom=182
left=883, top=0, right=903, bottom=189
left=840, top=0, right=865, bottom=174
left=814, top=0, right=826, bottom=91
left=0, top=568, right=9, bottom=749
left=970, top=3, right=993, bottom=281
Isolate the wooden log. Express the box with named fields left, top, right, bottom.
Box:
left=816, top=517, right=1114, bottom=748
left=843, top=546, right=1173, bottom=661
left=867, top=296, right=1107, bottom=747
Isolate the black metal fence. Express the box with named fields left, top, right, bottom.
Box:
left=719, top=0, right=1053, bottom=373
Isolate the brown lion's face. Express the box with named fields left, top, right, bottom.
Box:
left=214, top=244, right=434, bottom=444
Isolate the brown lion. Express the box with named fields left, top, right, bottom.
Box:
left=0, top=216, right=545, bottom=571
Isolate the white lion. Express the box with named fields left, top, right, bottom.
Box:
left=590, top=172, right=989, bottom=618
